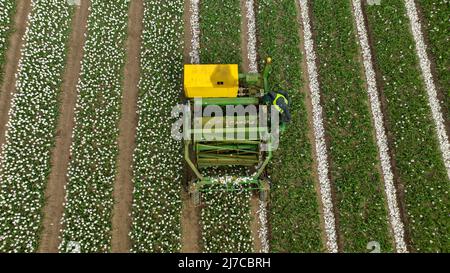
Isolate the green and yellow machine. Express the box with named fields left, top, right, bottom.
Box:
left=183, top=57, right=286, bottom=204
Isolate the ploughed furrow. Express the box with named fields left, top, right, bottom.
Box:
left=308, top=0, right=393, bottom=252
left=59, top=1, right=130, bottom=253
left=0, top=0, right=73, bottom=252
left=181, top=0, right=201, bottom=253
left=256, top=0, right=324, bottom=252
left=129, top=0, right=184, bottom=253
left=365, top=1, right=449, bottom=252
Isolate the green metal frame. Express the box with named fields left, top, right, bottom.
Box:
left=184, top=57, right=275, bottom=193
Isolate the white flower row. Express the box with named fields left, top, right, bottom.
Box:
left=59, top=1, right=130, bottom=253
left=244, top=0, right=257, bottom=73
left=189, top=0, right=200, bottom=64
left=403, top=0, right=450, bottom=180
left=0, top=0, right=72, bottom=252
left=351, top=0, right=408, bottom=253
left=129, top=0, right=184, bottom=252
left=257, top=199, right=269, bottom=253
left=297, top=0, right=338, bottom=253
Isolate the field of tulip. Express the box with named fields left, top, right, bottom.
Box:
left=310, top=0, right=393, bottom=252
left=201, top=188, right=253, bottom=252
left=0, top=0, right=73, bottom=252
left=199, top=0, right=241, bottom=64
left=59, top=1, right=129, bottom=253
left=129, top=0, right=184, bottom=253
left=256, top=0, right=323, bottom=252
left=0, top=0, right=15, bottom=85
left=0, top=0, right=448, bottom=254
left=365, top=1, right=449, bottom=252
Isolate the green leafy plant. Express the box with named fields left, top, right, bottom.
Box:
left=257, top=0, right=324, bottom=252
left=366, top=1, right=449, bottom=252
left=0, top=0, right=73, bottom=252
left=59, top=0, right=129, bottom=253
left=129, top=0, right=184, bottom=253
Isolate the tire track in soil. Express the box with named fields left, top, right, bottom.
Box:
left=111, top=0, right=144, bottom=253
left=0, top=0, right=31, bottom=159
left=181, top=0, right=201, bottom=253
left=38, top=0, right=90, bottom=253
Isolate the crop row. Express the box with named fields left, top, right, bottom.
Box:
left=403, top=0, right=450, bottom=179
left=417, top=0, right=449, bottom=113
left=243, top=0, right=268, bottom=252
left=0, top=0, right=15, bottom=85
left=59, top=0, right=129, bottom=253
left=351, top=0, right=407, bottom=252
left=0, top=0, right=73, bottom=252
left=129, top=0, right=184, bottom=253
left=199, top=0, right=241, bottom=64
left=198, top=1, right=254, bottom=252
left=365, top=1, right=448, bottom=252
left=310, top=1, right=393, bottom=252
left=256, top=0, right=324, bottom=252
left=201, top=188, right=253, bottom=252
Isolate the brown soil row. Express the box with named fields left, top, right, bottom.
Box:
left=111, top=0, right=144, bottom=253
left=181, top=0, right=201, bottom=253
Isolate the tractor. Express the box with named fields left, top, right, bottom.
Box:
left=182, top=57, right=289, bottom=204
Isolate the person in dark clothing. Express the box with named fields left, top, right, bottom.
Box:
left=263, top=90, right=291, bottom=129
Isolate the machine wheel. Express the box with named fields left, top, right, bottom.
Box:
left=259, top=189, right=268, bottom=202
left=191, top=189, right=201, bottom=206
left=259, top=180, right=270, bottom=202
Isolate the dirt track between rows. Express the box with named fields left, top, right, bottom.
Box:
left=38, top=0, right=90, bottom=253
left=111, top=0, right=144, bottom=253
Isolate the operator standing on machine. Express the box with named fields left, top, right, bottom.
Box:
left=263, top=89, right=291, bottom=130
